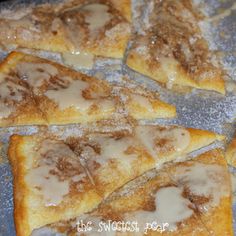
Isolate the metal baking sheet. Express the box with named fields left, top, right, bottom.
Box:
left=0, top=0, right=236, bottom=235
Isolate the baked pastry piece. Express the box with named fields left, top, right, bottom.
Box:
left=8, top=134, right=103, bottom=236
left=0, top=51, right=176, bottom=127
left=8, top=124, right=224, bottom=236
left=126, top=0, right=225, bottom=94
left=32, top=149, right=233, bottom=236
left=0, top=0, right=131, bottom=59
left=225, top=134, right=236, bottom=167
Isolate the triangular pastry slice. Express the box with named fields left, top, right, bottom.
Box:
left=8, top=124, right=224, bottom=235
left=82, top=125, right=224, bottom=197
left=34, top=149, right=233, bottom=236
left=225, top=134, right=236, bottom=167
left=126, top=0, right=225, bottom=94
left=0, top=52, right=176, bottom=127
left=8, top=134, right=103, bottom=236
left=0, top=53, right=46, bottom=126
left=0, top=0, right=131, bottom=59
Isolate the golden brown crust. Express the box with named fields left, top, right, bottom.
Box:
left=110, top=0, right=131, bottom=21
left=8, top=135, right=31, bottom=236
left=0, top=51, right=24, bottom=73
left=184, top=128, right=225, bottom=154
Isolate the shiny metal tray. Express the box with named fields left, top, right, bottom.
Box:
left=0, top=0, right=236, bottom=235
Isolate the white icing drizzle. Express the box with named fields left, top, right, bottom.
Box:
left=45, top=79, right=93, bottom=111
left=171, top=128, right=191, bottom=152
left=0, top=78, right=25, bottom=101
left=38, top=139, right=75, bottom=160
left=82, top=4, right=111, bottom=31
left=126, top=162, right=229, bottom=233
left=0, top=103, right=13, bottom=118
left=154, top=186, right=193, bottom=230
left=135, top=126, right=190, bottom=158
left=17, top=62, right=58, bottom=93
left=160, top=57, right=179, bottom=89
left=99, top=137, right=137, bottom=160
left=135, top=126, right=157, bottom=157
left=62, top=52, right=94, bottom=69
left=126, top=161, right=228, bottom=232
left=25, top=139, right=81, bottom=206
left=26, top=165, right=70, bottom=207
left=88, top=135, right=138, bottom=166
left=126, top=186, right=193, bottom=232
left=174, top=163, right=230, bottom=210
left=72, top=173, right=87, bottom=183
